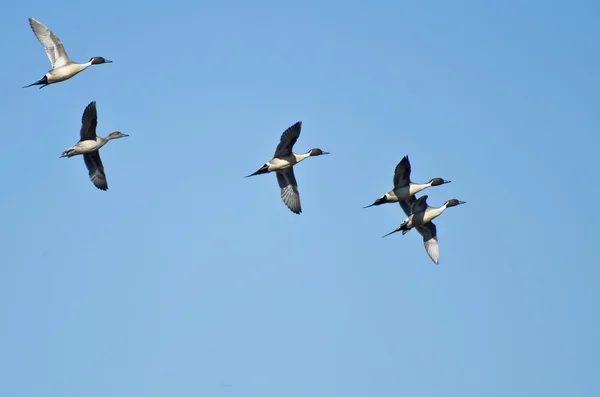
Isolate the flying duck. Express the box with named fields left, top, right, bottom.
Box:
left=246, top=121, right=329, bottom=214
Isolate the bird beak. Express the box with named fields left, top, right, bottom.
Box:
left=121, top=133, right=129, bottom=137
left=104, top=59, right=113, bottom=63
left=459, top=200, right=466, bottom=204
left=444, top=180, right=451, bottom=184
left=322, top=151, right=330, bottom=155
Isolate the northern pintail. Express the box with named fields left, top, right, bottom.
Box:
left=23, top=18, right=112, bottom=89
left=60, top=101, right=128, bottom=190
left=383, top=195, right=466, bottom=264
left=246, top=121, right=329, bottom=214
left=364, top=155, right=450, bottom=208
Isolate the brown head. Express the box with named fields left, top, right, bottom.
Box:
left=90, top=57, right=112, bottom=65
left=107, top=131, right=129, bottom=140
left=430, top=178, right=451, bottom=186
left=445, top=199, right=466, bottom=208
left=308, top=148, right=330, bottom=156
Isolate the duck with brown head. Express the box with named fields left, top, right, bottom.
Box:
left=59, top=101, right=128, bottom=191
left=364, top=155, right=451, bottom=208
left=23, top=18, right=113, bottom=89
left=382, top=195, right=466, bottom=265
left=246, top=121, right=329, bottom=214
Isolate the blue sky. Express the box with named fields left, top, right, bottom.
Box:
left=0, top=0, right=598, bottom=396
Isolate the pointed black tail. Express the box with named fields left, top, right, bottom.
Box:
left=22, top=75, right=48, bottom=89
left=382, top=220, right=409, bottom=238
left=245, top=164, right=269, bottom=177
left=363, top=196, right=388, bottom=208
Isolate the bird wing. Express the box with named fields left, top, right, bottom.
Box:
left=28, top=18, right=71, bottom=69
left=83, top=151, right=108, bottom=190
left=399, top=194, right=416, bottom=217
left=416, top=222, right=439, bottom=264
left=276, top=168, right=301, bottom=214
left=393, top=155, right=411, bottom=188
left=411, top=195, right=429, bottom=214
left=273, top=121, right=302, bottom=158
left=79, top=102, right=98, bottom=142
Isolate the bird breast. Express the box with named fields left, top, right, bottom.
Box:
left=268, top=157, right=294, bottom=171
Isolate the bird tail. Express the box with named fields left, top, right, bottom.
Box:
left=363, top=196, right=388, bottom=208
left=60, top=149, right=74, bottom=158
left=22, top=76, right=48, bottom=89
left=382, top=220, right=410, bottom=238
left=245, top=164, right=269, bottom=177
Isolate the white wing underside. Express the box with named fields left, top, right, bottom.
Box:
left=29, top=18, right=71, bottom=69
left=399, top=199, right=440, bottom=264
left=418, top=222, right=439, bottom=264
left=276, top=169, right=301, bottom=214
left=423, top=235, right=439, bottom=264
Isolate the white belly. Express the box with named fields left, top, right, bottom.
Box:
left=268, top=157, right=292, bottom=171
left=48, top=64, right=88, bottom=82
left=68, top=139, right=104, bottom=155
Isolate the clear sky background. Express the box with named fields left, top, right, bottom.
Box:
left=0, top=1, right=598, bottom=396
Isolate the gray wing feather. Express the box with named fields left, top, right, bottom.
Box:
left=276, top=169, right=301, bottom=214
left=400, top=195, right=439, bottom=264
left=274, top=122, right=302, bottom=158
left=416, top=222, right=439, bottom=264
left=28, top=18, right=71, bottom=68
left=83, top=151, right=108, bottom=190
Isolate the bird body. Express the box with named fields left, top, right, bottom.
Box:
left=60, top=136, right=109, bottom=157
left=60, top=101, right=128, bottom=190
left=24, top=18, right=112, bottom=89
left=364, top=155, right=450, bottom=208
left=246, top=121, right=329, bottom=214
left=383, top=195, right=466, bottom=264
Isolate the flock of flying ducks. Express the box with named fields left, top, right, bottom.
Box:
left=23, top=18, right=119, bottom=190
left=243, top=122, right=466, bottom=264
left=22, top=17, right=466, bottom=264
left=364, top=156, right=465, bottom=264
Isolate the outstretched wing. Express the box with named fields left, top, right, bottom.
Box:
left=399, top=194, right=416, bottom=217
left=28, top=18, right=71, bottom=69
left=79, top=101, right=98, bottom=142
left=416, top=222, right=439, bottom=264
left=83, top=151, right=108, bottom=190
left=274, top=121, right=302, bottom=158
left=411, top=195, right=429, bottom=214
left=400, top=196, right=439, bottom=264
left=393, top=155, right=411, bottom=188
left=276, top=168, right=301, bottom=214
